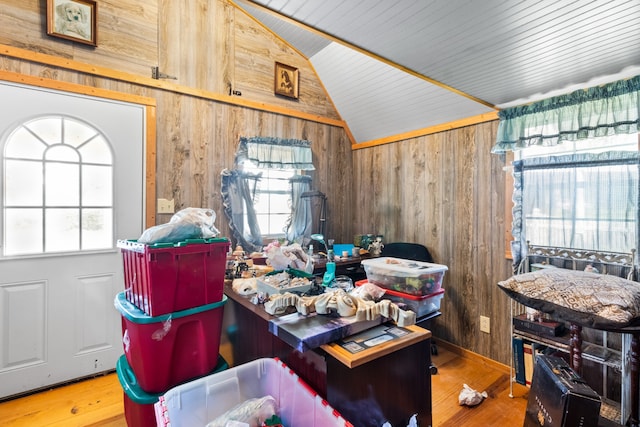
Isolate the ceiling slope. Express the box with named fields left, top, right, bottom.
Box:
left=236, top=0, right=640, bottom=145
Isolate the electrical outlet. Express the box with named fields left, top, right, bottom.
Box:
left=157, top=198, right=175, bottom=214
left=480, top=315, right=491, bottom=334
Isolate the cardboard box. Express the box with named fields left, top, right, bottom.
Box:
left=524, top=355, right=600, bottom=427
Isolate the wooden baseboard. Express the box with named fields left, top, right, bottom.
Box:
left=436, top=339, right=511, bottom=375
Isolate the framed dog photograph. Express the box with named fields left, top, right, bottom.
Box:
left=274, top=62, right=299, bottom=99
left=47, top=0, right=97, bottom=46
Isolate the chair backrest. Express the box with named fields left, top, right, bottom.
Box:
left=381, top=242, right=434, bottom=263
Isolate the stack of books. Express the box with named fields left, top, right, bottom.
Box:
left=512, top=314, right=565, bottom=387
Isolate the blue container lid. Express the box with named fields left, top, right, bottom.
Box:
left=114, top=292, right=227, bottom=324
left=116, top=354, right=228, bottom=403
left=333, top=243, right=355, bottom=255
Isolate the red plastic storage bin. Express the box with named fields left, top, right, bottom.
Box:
left=116, top=354, right=228, bottom=427
left=355, top=279, right=445, bottom=317
left=114, top=291, right=227, bottom=394
left=118, top=238, right=230, bottom=316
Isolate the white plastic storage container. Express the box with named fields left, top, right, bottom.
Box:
left=155, top=358, right=351, bottom=427
left=361, top=257, right=448, bottom=296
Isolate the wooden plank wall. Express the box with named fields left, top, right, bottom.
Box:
left=0, top=0, right=348, bottom=232
left=352, top=122, right=514, bottom=363
left=0, top=0, right=517, bottom=364
left=0, top=0, right=157, bottom=76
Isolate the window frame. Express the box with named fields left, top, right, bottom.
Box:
left=241, top=164, right=299, bottom=240
left=2, top=115, right=115, bottom=257
left=504, top=133, right=640, bottom=260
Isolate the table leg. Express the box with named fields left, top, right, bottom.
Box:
left=569, top=323, right=582, bottom=374
left=631, top=333, right=640, bottom=427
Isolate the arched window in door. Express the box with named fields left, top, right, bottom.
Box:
left=2, top=115, right=114, bottom=256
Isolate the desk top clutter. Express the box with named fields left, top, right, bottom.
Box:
left=227, top=240, right=449, bottom=352
left=124, top=212, right=436, bottom=426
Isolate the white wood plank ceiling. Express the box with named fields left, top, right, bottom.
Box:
left=235, top=0, right=640, bottom=144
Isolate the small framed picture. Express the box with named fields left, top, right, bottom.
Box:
left=47, top=0, right=98, bottom=46
left=274, top=62, right=299, bottom=99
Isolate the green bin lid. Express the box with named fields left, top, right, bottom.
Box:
left=114, top=292, right=227, bottom=324
left=117, top=237, right=230, bottom=251
left=116, top=355, right=162, bottom=404
left=116, top=354, right=228, bottom=403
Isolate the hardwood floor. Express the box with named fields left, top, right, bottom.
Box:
left=431, top=341, right=528, bottom=427
left=0, top=340, right=528, bottom=426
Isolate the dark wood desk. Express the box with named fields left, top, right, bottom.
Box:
left=313, top=254, right=369, bottom=281
left=224, top=282, right=433, bottom=427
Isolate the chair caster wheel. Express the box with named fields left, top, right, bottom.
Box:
left=429, top=365, right=438, bottom=375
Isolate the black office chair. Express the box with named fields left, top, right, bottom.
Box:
left=380, top=242, right=440, bottom=373
left=380, top=242, right=434, bottom=263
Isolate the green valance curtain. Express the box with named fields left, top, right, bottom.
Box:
left=236, top=136, right=315, bottom=170
left=491, top=75, right=640, bottom=153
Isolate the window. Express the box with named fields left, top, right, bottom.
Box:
left=221, top=136, right=314, bottom=252
left=510, top=133, right=639, bottom=262
left=241, top=165, right=297, bottom=237
left=2, top=115, right=114, bottom=256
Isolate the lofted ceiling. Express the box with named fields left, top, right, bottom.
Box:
left=235, top=0, right=640, bottom=145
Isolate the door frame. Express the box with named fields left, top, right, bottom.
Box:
left=0, top=69, right=156, bottom=229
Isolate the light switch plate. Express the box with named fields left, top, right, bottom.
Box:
left=480, top=315, right=490, bottom=334
left=157, top=198, right=175, bottom=214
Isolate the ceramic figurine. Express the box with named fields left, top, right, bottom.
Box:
left=368, top=236, right=384, bottom=256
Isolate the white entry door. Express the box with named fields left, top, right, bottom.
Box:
left=0, top=81, right=145, bottom=399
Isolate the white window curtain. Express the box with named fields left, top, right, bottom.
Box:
left=220, top=168, right=263, bottom=253
left=511, top=151, right=640, bottom=269
left=285, top=174, right=313, bottom=244
left=221, top=136, right=315, bottom=252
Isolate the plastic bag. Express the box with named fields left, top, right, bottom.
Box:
left=382, top=414, right=418, bottom=427
left=137, top=207, right=220, bottom=244
left=458, top=383, right=487, bottom=406
left=349, top=281, right=386, bottom=301
left=205, top=395, right=278, bottom=427
left=264, top=242, right=308, bottom=271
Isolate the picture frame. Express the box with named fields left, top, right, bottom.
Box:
left=47, top=0, right=97, bottom=46
left=274, top=62, right=299, bottom=99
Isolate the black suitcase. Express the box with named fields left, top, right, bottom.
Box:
left=524, top=355, right=601, bottom=427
